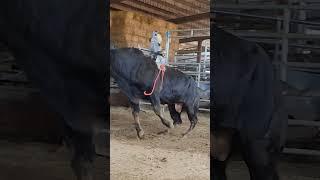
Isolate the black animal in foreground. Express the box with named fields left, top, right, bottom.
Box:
left=0, top=0, right=109, bottom=179
left=212, top=26, right=287, bottom=180
left=110, top=48, right=200, bottom=138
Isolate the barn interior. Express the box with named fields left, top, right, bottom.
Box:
left=109, top=0, right=210, bottom=179
left=0, top=1, right=210, bottom=180
left=213, top=0, right=320, bottom=179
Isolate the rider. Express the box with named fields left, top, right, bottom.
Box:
left=150, top=31, right=166, bottom=69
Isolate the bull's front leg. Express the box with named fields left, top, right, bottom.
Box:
left=130, top=101, right=144, bottom=139
left=150, top=95, right=174, bottom=129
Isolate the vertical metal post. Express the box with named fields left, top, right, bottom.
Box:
left=274, top=18, right=281, bottom=79
left=297, top=1, right=306, bottom=54
left=197, top=40, right=202, bottom=63
left=204, top=43, right=208, bottom=76
left=281, top=8, right=290, bottom=82
left=274, top=19, right=281, bottom=63
left=198, top=63, right=201, bottom=87
left=204, top=43, right=208, bottom=63
left=165, top=31, right=171, bottom=64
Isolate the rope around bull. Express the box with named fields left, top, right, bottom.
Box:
left=144, top=64, right=166, bottom=96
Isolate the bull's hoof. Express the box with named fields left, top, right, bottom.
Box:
left=173, top=121, right=182, bottom=127
left=168, top=122, right=174, bottom=129
left=162, top=120, right=174, bottom=129
left=137, top=129, right=145, bottom=139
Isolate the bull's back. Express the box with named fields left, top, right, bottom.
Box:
left=160, top=68, right=198, bottom=103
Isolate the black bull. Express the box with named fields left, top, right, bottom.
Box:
left=0, top=0, right=109, bottom=180
left=211, top=26, right=287, bottom=180
left=110, top=48, right=200, bottom=138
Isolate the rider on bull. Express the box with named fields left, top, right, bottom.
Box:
left=150, top=31, right=166, bottom=69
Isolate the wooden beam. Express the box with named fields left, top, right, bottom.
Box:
left=156, top=0, right=191, bottom=16
left=173, top=0, right=203, bottom=13
left=110, top=0, right=126, bottom=4
left=179, top=36, right=210, bottom=43
left=122, top=0, right=176, bottom=17
left=176, top=50, right=201, bottom=54
left=110, top=3, right=170, bottom=20
left=178, top=0, right=209, bottom=11
left=168, top=12, right=209, bottom=24
left=112, top=0, right=209, bottom=28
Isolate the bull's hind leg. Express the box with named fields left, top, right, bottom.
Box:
left=168, top=104, right=182, bottom=126
left=242, top=138, right=280, bottom=180
left=130, top=101, right=144, bottom=139
left=150, top=96, right=174, bottom=129
left=183, top=104, right=198, bottom=136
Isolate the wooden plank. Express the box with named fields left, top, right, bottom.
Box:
left=179, top=36, right=210, bottom=43
left=168, top=12, right=210, bottom=24
left=176, top=50, right=201, bottom=54
left=124, top=0, right=177, bottom=17
left=110, top=3, right=170, bottom=20
left=110, top=0, right=126, bottom=4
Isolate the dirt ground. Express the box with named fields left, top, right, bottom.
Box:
left=0, top=140, right=107, bottom=180
left=110, top=106, right=210, bottom=180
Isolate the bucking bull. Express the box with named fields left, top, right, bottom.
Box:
left=1, top=0, right=109, bottom=180
left=212, top=26, right=287, bottom=180
left=110, top=47, right=201, bottom=138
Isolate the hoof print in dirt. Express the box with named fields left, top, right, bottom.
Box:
left=157, top=129, right=170, bottom=135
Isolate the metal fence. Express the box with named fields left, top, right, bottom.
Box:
left=213, top=3, right=320, bottom=156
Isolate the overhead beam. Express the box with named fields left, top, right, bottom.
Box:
left=110, top=3, right=169, bottom=20
left=156, top=0, right=192, bottom=16
left=111, top=0, right=209, bottom=28
left=110, top=0, right=126, bottom=4
left=123, top=0, right=176, bottom=17
left=168, top=12, right=209, bottom=24
left=179, top=36, right=210, bottom=43
left=176, top=0, right=209, bottom=11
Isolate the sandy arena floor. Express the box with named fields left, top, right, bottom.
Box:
left=110, top=106, right=211, bottom=180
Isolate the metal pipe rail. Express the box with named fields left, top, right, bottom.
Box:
left=169, top=62, right=210, bottom=65
left=230, top=31, right=320, bottom=40
left=213, top=4, right=320, bottom=10
left=139, top=101, right=210, bottom=112
left=289, top=119, right=320, bottom=127
left=212, top=10, right=320, bottom=27
left=283, top=148, right=320, bottom=156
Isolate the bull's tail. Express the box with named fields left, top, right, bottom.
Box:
left=183, top=85, right=200, bottom=136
